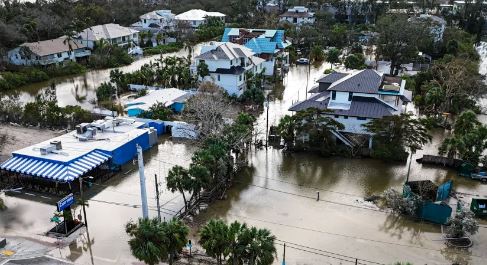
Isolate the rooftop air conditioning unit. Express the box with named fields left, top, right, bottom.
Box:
left=76, top=123, right=90, bottom=134
left=50, top=140, right=62, bottom=150
left=40, top=145, right=55, bottom=155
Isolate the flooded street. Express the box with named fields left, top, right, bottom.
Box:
left=1, top=45, right=487, bottom=264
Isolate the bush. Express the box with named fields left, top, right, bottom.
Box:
left=383, top=188, right=418, bottom=216
left=96, top=82, right=116, bottom=102
left=88, top=45, right=133, bottom=69
left=45, top=61, right=86, bottom=77
left=143, top=42, right=183, bottom=55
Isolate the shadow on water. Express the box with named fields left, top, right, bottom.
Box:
left=378, top=213, right=439, bottom=243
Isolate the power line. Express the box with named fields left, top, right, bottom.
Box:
left=226, top=213, right=484, bottom=259
left=275, top=239, right=385, bottom=265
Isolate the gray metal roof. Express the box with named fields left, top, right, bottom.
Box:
left=196, top=48, right=230, bottom=60
left=289, top=95, right=394, bottom=119
left=328, top=69, right=383, bottom=94
left=316, top=72, right=348, bottom=84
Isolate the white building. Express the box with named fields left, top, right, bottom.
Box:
left=279, top=6, right=315, bottom=25
left=193, top=42, right=265, bottom=96
left=175, top=9, right=226, bottom=28
left=77, top=24, right=139, bottom=49
left=8, top=37, right=91, bottom=66
left=290, top=70, right=412, bottom=136
left=135, top=10, right=175, bottom=30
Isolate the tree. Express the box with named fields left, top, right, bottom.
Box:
left=376, top=14, right=432, bottom=75
left=365, top=113, right=432, bottom=161
left=199, top=219, right=229, bottom=265
left=197, top=61, right=210, bottom=79
left=95, top=82, right=115, bottom=103
left=166, top=166, right=192, bottom=210
left=344, top=53, right=366, bottom=70
left=244, top=227, right=276, bottom=265
left=294, top=108, right=345, bottom=149
left=277, top=115, right=296, bottom=147
left=326, top=48, right=341, bottom=69
left=164, top=219, right=189, bottom=264
left=125, top=218, right=169, bottom=265
left=138, top=102, right=173, bottom=120
left=445, top=210, right=479, bottom=238
left=309, top=45, right=325, bottom=62
left=125, top=218, right=189, bottom=265
left=439, top=110, right=487, bottom=165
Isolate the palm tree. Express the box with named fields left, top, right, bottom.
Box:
left=166, top=165, right=191, bottom=210
left=164, top=219, right=189, bottom=265
left=245, top=227, right=276, bottom=265
left=125, top=218, right=169, bottom=265
left=277, top=115, right=296, bottom=148
left=199, top=219, right=229, bottom=265
left=226, top=221, right=249, bottom=265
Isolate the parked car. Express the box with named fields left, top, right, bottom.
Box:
left=471, top=171, right=487, bottom=182
left=296, top=58, right=309, bottom=64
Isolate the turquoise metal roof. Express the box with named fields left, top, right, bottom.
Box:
left=221, top=28, right=289, bottom=54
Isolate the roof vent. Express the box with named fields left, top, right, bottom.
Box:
left=50, top=141, right=62, bottom=150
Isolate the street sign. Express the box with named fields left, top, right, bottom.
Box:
left=57, top=193, right=75, bottom=212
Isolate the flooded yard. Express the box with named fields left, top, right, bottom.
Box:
left=1, top=45, right=487, bottom=264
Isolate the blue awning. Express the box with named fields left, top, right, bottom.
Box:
left=0, top=150, right=111, bottom=182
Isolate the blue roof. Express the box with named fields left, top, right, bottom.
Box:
left=221, top=28, right=290, bottom=54
left=0, top=150, right=111, bottom=182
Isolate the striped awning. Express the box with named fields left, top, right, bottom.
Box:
left=0, top=150, right=111, bottom=182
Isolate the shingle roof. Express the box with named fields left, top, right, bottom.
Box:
left=78, top=24, right=138, bottom=41
left=289, top=95, right=394, bottom=119
left=20, top=37, right=86, bottom=57
left=317, top=72, right=349, bottom=84
left=196, top=42, right=254, bottom=60
left=328, top=69, right=383, bottom=94
left=279, top=11, right=314, bottom=18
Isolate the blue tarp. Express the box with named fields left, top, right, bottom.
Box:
left=0, top=150, right=111, bottom=182
left=436, top=180, right=452, bottom=201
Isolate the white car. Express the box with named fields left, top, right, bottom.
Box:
left=296, top=58, right=309, bottom=65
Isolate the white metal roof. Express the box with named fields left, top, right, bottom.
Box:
left=125, top=88, right=191, bottom=112
left=175, top=9, right=226, bottom=21
left=11, top=119, right=147, bottom=163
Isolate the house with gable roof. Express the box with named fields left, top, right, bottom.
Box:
left=222, top=28, right=291, bottom=76
left=8, top=37, right=91, bottom=66
left=193, top=42, right=265, bottom=96
left=290, top=69, right=412, bottom=142
left=76, top=24, right=139, bottom=49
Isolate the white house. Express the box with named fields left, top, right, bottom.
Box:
left=8, top=37, right=91, bottom=66
left=77, top=24, right=139, bottom=49
left=135, top=10, right=175, bottom=30
left=175, top=9, right=226, bottom=29
left=279, top=6, right=315, bottom=25
left=221, top=28, right=291, bottom=76
left=290, top=69, right=412, bottom=136
left=193, top=42, right=265, bottom=96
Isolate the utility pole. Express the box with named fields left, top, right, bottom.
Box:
left=406, top=151, right=414, bottom=183
left=155, top=174, right=161, bottom=221
left=265, top=94, right=270, bottom=149
left=137, top=144, right=149, bottom=219
left=282, top=243, right=286, bottom=265
left=79, top=176, right=88, bottom=228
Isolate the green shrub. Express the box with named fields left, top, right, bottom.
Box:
left=143, top=42, right=183, bottom=55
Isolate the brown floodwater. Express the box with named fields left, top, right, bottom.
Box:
left=1, top=45, right=487, bottom=265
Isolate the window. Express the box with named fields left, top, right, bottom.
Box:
left=239, top=75, right=242, bottom=81
left=193, top=21, right=197, bottom=25
left=144, top=19, right=146, bottom=23
left=331, top=91, right=336, bottom=100
left=348, top=92, right=353, bottom=101
left=334, top=115, right=339, bottom=118
left=357, top=117, right=367, bottom=121
left=217, top=75, right=220, bottom=81
left=57, top=53, right=62, bottom=58
left=230, top=59, right=233, bottom=65
left=344, top=116, right=348, bottom=119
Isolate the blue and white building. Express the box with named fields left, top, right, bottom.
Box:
left=0, top=117, right=159, bottom=184
left=222, top=28, right=291, bottom=76
left=125, top=88, right=192, bottom=117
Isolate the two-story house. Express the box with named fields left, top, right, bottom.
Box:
left=279, top=6, right=315, bottom=26
left=77, top=24, right=139, bottom=49
left=175, top=9, right=226, bottom=29
left=221, top=28, right=291, bottom=76
left=8, top=37, right=91, bottom=66
left=290, top=69, right=412, bottom=138
left=193, top=42, right=265, bottom=96
left=136, top=10, right=175, bottom=30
